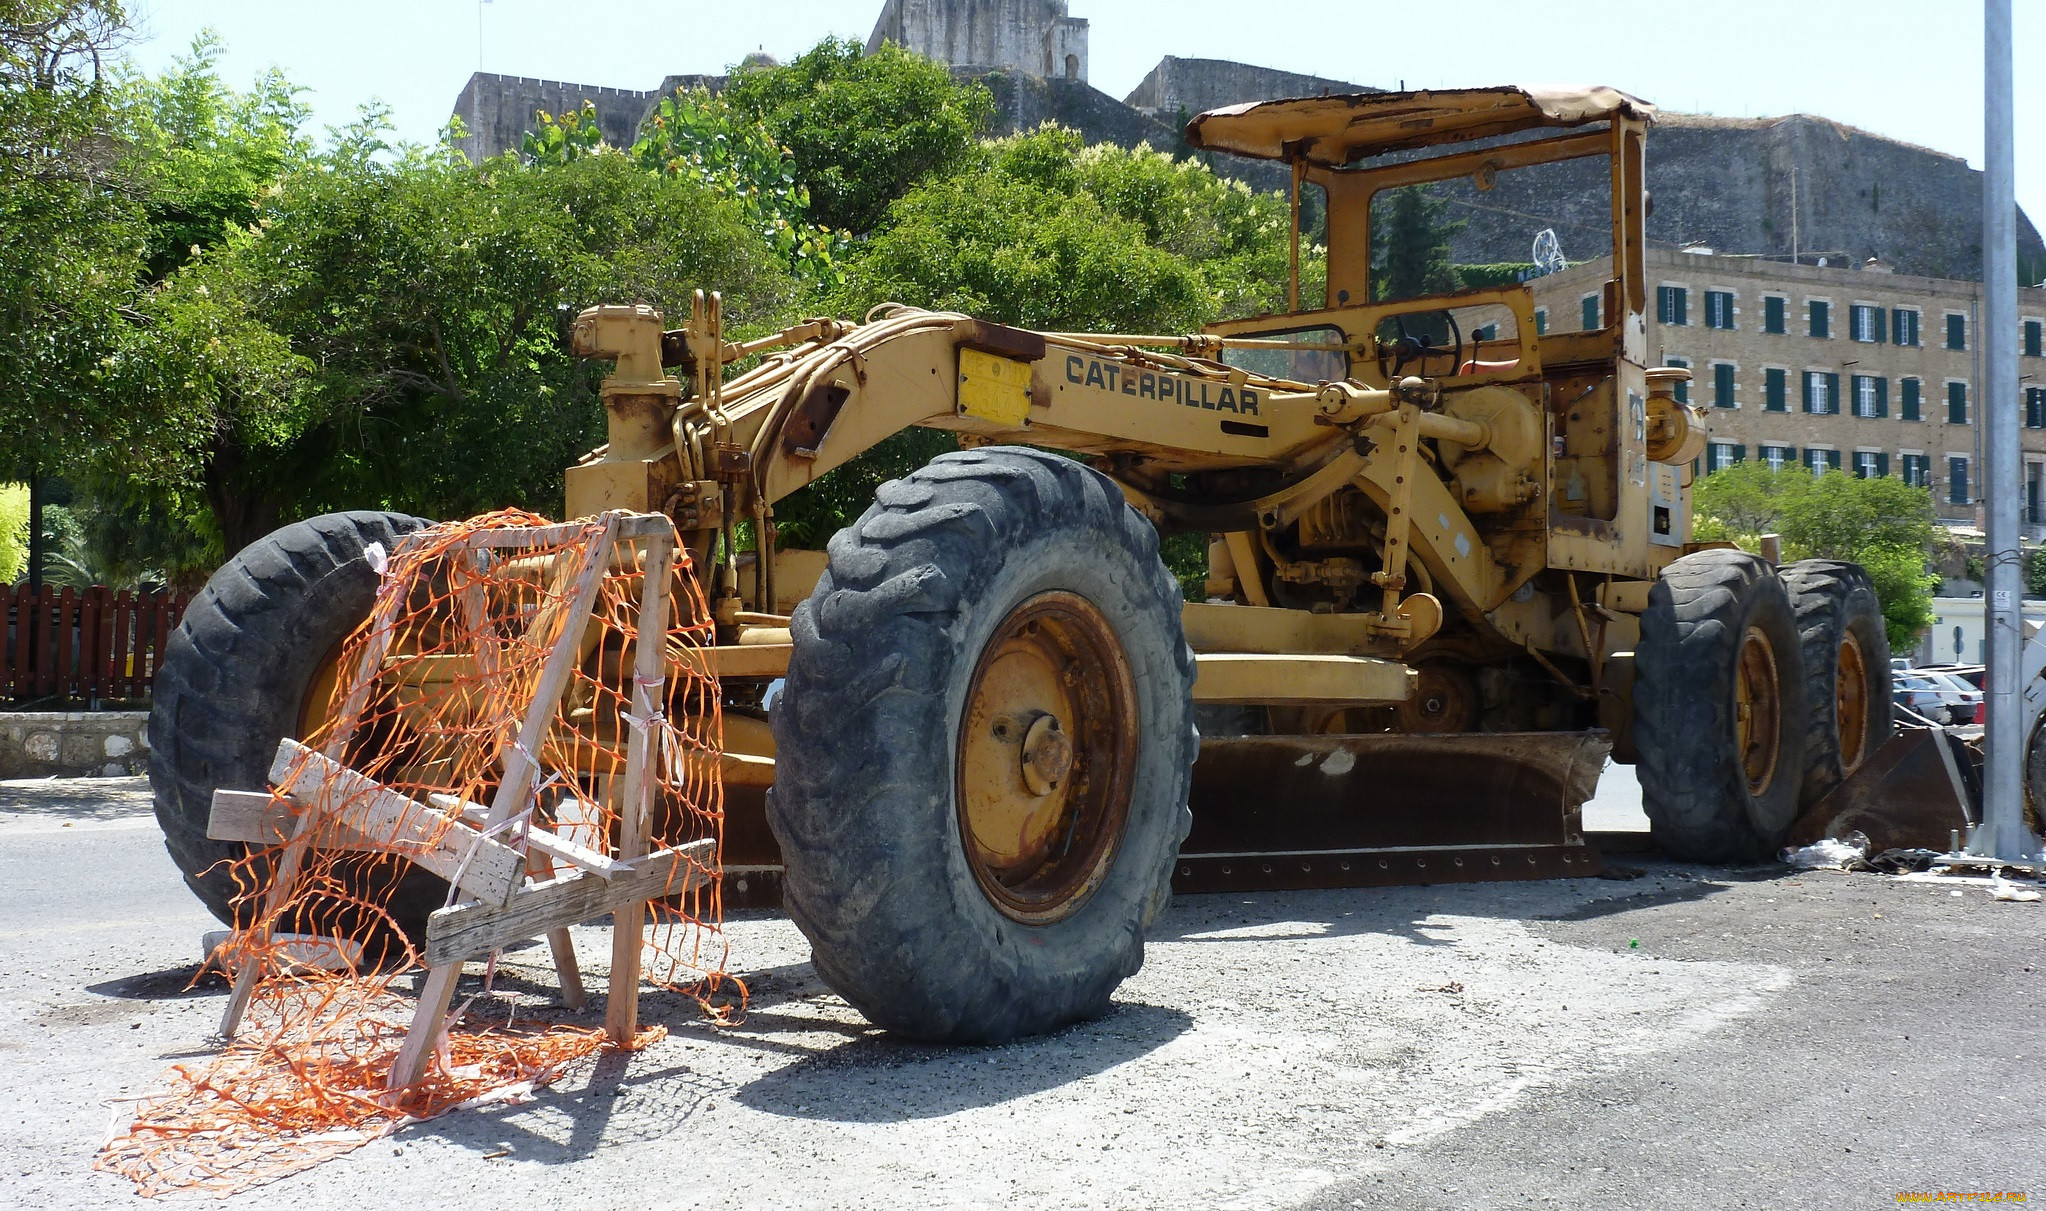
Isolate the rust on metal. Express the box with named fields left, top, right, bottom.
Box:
left=1785, top=726, right=1973, bottom=854
left=1172, top=730, right=1609, bottom=892
left=962, top=320, right=1048, bottom=363
left=954, top=591, right=1139, bottom=924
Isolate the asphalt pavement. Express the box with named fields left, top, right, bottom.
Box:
left=0, top=771, right=2039, bottom=1210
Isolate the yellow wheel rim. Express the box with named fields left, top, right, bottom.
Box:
left=1836, top=631, right=1870, bottom=775
left=1734, top=625, right=1782, bottom=796
left=955, top=591, right=1137, bottom=924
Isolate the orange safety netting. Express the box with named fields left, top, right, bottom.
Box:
left=98, top=509, right=735, bottom=1198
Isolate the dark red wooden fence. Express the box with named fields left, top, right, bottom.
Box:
left=3, top=585, right=190, bottom=705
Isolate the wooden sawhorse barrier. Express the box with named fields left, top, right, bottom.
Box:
left=205, top=512, right=713, bottom=1092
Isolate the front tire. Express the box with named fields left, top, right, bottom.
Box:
left=768, top=447, right=1197, bottom=1043
left=1635, top=549, right=1808, bottom=862
left=148, top=511, right=436, bottom=930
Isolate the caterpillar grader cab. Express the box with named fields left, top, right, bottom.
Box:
left=150, top=85, right=1892, bottom=1044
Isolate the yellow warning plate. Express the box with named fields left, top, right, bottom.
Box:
left=959, top=347, right=1033, bottom=426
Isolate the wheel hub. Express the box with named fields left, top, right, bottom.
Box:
left=1734, top=625, right=1782, bottom=796
left=956, top=592, right=1137, bottom=924
left=1836, top=631, right=1870, bottom=774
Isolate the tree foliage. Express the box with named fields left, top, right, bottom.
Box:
left=1372, top=185, right=1464, bottom=302
left=722, top=38, right=991, bottom=237
left=1693, top=463, right=1940, bottom=648
left=0, top=0, right=153, bottom=481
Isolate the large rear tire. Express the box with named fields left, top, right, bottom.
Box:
left=1635, top=549, right=1808, bottom=862
left=148, top=511, right=438, bottom=931
left=768, top=447, right=1197, bottom=1043
left=1779, top=559, right=1892, bottom=807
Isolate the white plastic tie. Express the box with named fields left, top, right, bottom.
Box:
left=362, top=541, right=388, bottom=578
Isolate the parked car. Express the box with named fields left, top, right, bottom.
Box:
left=1916, top=663, right=1985, bottom=691
left=1892, top=672, right=1953, bottom=724
left=1916, top=670, right=1984, bottom=724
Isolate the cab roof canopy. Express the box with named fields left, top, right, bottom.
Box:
left=1184, top=85, right=1656, bottom=167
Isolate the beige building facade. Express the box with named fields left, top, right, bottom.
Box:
left=1531, top=247, right=2046, bottom=526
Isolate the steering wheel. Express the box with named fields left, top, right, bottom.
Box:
left=1374, top=310, right=1464, bottom=381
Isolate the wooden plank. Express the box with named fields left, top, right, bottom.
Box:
left=408, top=512, right=673, bottom=556
left=423, top=840, right=715, bottom=967
left=609, top=530, right=673, bottom=1045
left=48, top=587, right=73, bottom=699
left=267, top=742, right=526, bottom=904
left=389, top=962, right=463, bottom=1092
left=428, top=792, right=620, bottom=877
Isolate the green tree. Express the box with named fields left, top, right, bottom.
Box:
left=0, top=482, right=26, bottom=581
left=722, top=38, right=992, bottom=236
left=0, top=1, right=172, bottom=489
left=124, top=32, right=310, bottom=281
left=1693, top=463, right=1940, bottom=648
left=1371, top=185, right=1464, bottom=302
left=109, top=134, right=797, bottom=567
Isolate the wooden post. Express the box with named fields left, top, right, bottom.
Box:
left=388, top=516, right=620, bottom=1092
left=606, top=530, right=674, bottom=1047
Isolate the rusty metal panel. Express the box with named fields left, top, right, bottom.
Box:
left=1784, top=726, right=1973, bottom=854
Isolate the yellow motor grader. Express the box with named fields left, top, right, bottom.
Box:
left=150, top=85, right=1890, bottom=1043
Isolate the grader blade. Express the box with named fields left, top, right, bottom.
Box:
left=1171, top=731, right=1611, bottom=892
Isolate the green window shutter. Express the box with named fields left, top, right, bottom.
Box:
left=2028, top=319, right=2042, bottom=358
left=1714, top=362, right=1735, bottom=407
left=1766, top=368, right=1786, bottom=412
left=1876, top=376, right=1888, bottom=417
left=1810, top=300, right=1829, bottom=338
left=1764, top=296, right=1785, bottom=333
left=1947, top=313, right=1966, bottom=349
left=1892, top=308, right=1907, bottom=345
left=1582, top=295, right=1599, bottom=330
left=1874, top=307, right=1887, bottom=344
left=1675, top=288, right=1688, bottom=325
left=1802, top=371, right=1814, bottom=413
left=1949, top=381, right=1967, bottom=424
left=1877, top=452, right=1890, bottom=477
left=1827, top=449, right=1841, bottom=471
left=1827, top=372, right=1841, bottom=413
left=1732, top=444, right=1746, bottom=462
left=1902, top=377, right=1920, bottom=421
left=1534, top=309, right=1547, bottom=336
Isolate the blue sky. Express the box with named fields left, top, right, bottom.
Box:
left=124, top=1, right=2043, bottom=240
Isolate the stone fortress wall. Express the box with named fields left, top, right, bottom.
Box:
left=449, top=1, right=2042, bottom=284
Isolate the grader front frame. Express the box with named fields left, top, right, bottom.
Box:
left=152, top=85, right=1891, bottom=1046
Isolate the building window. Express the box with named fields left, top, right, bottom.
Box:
left=1809, top=300, right=1831, bottom=339
left=1763, top=295, right=1787, bottom=335
left=1947, top=380, right=1968, bottom=425
left=1761, top=444, right=1793, bottom=471
left=1707, top=441, right=1743, bottom=473
left=1892, top=307, right=1921, bottom=347
left=1901, top=453, right=1931, bottom=488
left=2027, top=386, right=2046, bottom=429
left=1713, top=361, right=1736, bottom=408
left=1946, top=312, right=1967, bottom=350
left=1581, top=294, right=1600, bottom=331
left=2026, top=318, right=2042, bottom=358
left=1852, top=450, right=1883, bottom=479
left=1805, top=448, right=1839, bottom=477
left=1849, top=303, right=1886, bottom=343
left=1851, top=374, right=1888, bottom=418
left=1664, top=357, right=1690, bottom=403
left=1803, top=370, right=1839, bottom=414
left=1704, top=290, right=1735, bottom=330
left=1534, top=308, right=1548, bottom=336
left=1657, top=285, right=1689, bottom=326
left=1948, top=455, right=1970, bottom=504
left=1901, top=376, right=1922, bottom=421
left=1764, top=367, right=1788, bottom=412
